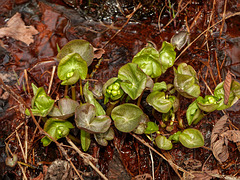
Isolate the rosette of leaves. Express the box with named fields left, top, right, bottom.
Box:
left=159, top=41, right=176, bottom=73
left=57, top=39, right=94, bottom=66
left=179, top=128, right=204, bottom=148
left=102, top=77, right=124, bottom=104
left=155, top=135, right=173, bottom=150
left=196, top=95, right=219, bottom=112
left=41, top=118, right=74, bottom=146
left=111, top=103, right=144, bottom=133
left=174, top=63, right=200, bottom=98
left=118, top=63, right=147, bottom=100
left=75, top=103, right=111, bottom=134
left=48, top=98, right=79, bottom=119
left=57, top=53, right=88, bottom=85
left=132, top=46, right=162, bottom=78
left=214, top=80, right=240, bottom=110
left=83, top=81, right=105, bottom=116
left=144, top=121, right=159, bottom=134
left=186, top=100, right=205, bottom=125
left=94, top=127, right=114, bottom=146
left=25, top=84, right=54, bottom=117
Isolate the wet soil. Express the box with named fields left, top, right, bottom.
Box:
left=0, top=0, right=240, bottom=179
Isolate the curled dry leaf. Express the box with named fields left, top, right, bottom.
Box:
left=223, top=70, right=232, bottom=105
left=0, top=13, right=38, bottom=46
left=221, top=130, right=240, bottom=143
left=211, top=115, right=229, bottom=163
left=93, top=47, right=105, bottom=59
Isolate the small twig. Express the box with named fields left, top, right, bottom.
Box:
left=199, top=74, right=214, bottom=95
left=16, top=131, right=27, bottom=163
left=5, top=122, right=24, bottom=141
left=18, top=162, right=28, bottom=180
left=215, top=50, right=222, bottom=82
left=24, top=69, right=31, bottom=98
left=219, top=0, right=228, bottom=37
left=66, top=137, right=107, bottom=180
left=24, top=125, right=28, bottom=165
left=48, top=66, right=56, bottom=95
left=149, top=148, right=155, bottom=180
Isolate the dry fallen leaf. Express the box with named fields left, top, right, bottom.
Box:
left=93, top=47, right=105, bottom=59
left=0, top=12, right=38, bottom=46
left=221, top=130, right=240, bottom=143
left=224, top=70, right=232, bottom=105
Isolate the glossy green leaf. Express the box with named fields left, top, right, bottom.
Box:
left=41, top=118, right=74, bottom=146
left=57, top=39, right=94, bottom=66
left=152, top=82, right=167, bottom=92
left=179, top=128, right=204, bottom=148
left=144, top=122, right=159, bottom=134
left=81, top=130, right=91, bottom=152
left=26, top=85, right=54, bottom=117
left=103, top=77, right=124, bottom=104
left=111, top=103, right=143, bottom=133
left=159, top=41, right=176, bottom=73
left=132, top=46, right=162, bottom=78
left=214, top=80, right=240, bottom=110
left=196, top=95, right=219, bottom=112
left=118, top=63, right=147, bottom=100
left=155, top=135, right=173, bottom=150
left=58, top=53, right=88, bottom=85
left=83, top=81, right=105, bottom=116
left=169, top=131, right=182, bottom=143
left=146, top=91, right=173, bottom=113
left=174, top=63, right=200, bottom=98
left=75, top=103, right=111, bottom=133
left=48, top=98, right=79, bottom=119
left=94, top=127, right=114, bottom=146
left=186, top=100, right=205, bottom=125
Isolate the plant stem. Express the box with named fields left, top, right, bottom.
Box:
left=71, top=85, right=76, bottom=100
left=64, top=85, right=68, bottom=97
left=106, top=100, right=119, bottom=116
left=68, top=134, right=81, bottom=144
left=79, top=78, right=83, bottom=99
left=137, top=92, right=144, bottom=107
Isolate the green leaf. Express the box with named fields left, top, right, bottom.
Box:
left=118, top=63, right=147, bottom=100
left=48, top=98, right=79, bottom=119
left=146, top=91, right=173, bottom=113
left=169, top=131, right=182, bottom=143
left=102, top=77, right=124, bottom=104
left=155, top=135, right=173, bottom=150
left=111, top=103, right=143, bottom=133
left=133, top=114, right=149, bottom=134
left=58, top=53, right=88, bottom=85
left=152, top=82, right=167, bottom=92
left=83, top=81, right=106, bottom=116
left=132, top=46, right=162, bottom=78
left=214, top=80, right=240, bottom=110
left=75, top=103, right=111, bottom=133
left=179, top=128, right=204, bottom=148
left=81, top=130, right=91, bottom=152
left=186, top=100, right=205, bottom=125
left=57, top=39, right=94, bottom=66
left=41, top=118, right=74, bottom=146
left=144, top=122, right=159, bottom=134
left=30, top=86, right=54, bottom=117
left=159, top=41, right=176, bottom=73
left=196, top=95, right=219, bottom=112
left=174, top=63, right=200, bottom=98
left=94, top=127, right=114, bottom=146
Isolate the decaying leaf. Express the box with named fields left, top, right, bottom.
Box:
left=211, top=115, right=229, bottom=163
left=184, top=159, right=202, bottom=170
left=93, top=47, right=105, bottom=59
left=0, top=13, right=38, bottom=46
left=221, top=130, right=240, bottom=143
left=224, top=70, right=232, bottom=105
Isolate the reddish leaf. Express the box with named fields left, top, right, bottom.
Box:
left=223, top=70, right=232, bottom=105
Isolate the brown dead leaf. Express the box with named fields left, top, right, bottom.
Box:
left=211, top=115, right=230, bottom=163
left=0, top=12, right=38, bottom=46
left=224, top=70, right=232, bottom=105
left=184, top=159, right=202, bottom=170
left=221, top=130, right=240, bottom=143
left=93, top=47, right=105, bottom=59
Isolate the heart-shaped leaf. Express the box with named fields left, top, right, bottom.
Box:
left=57, top=39, right=94, bottom=66
left=144, top=122, right=159, bottom=134
left=186, top=100, right=205, bottom=125
left=75, top=103, right=111, bottom=133
left=132, top=46, right=162, bottom=78
left=111, top=103, right=143, bottom=133
left=179, top=128, right=204, bottom=148
left=171, top=31, right=190, bottom=50
left=81, top=130, right=91, bottom=152
left=118, top=63, right=147, bottom=100
left=48, top=98, right=79, bottom=119
left=58, top=53, right=88, bottom=85
left=152, top=81, right=167, bottom=92
left=155, top=135, right=173, bottom=150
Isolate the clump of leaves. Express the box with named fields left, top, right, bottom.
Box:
left=186, top=101, right=205, bottom=126
left=41, top=118, right=74, bottom=146
left=57, top=53, right=88, bottom=85
left=174, top=63, right=200, bottom=98
left=196, top=95, right=220, bottom=112
left=94, top=127, right=115, bottom=146
left=25, top=84, right=54, bottom=117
